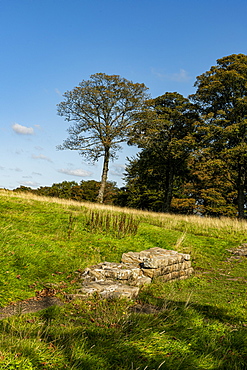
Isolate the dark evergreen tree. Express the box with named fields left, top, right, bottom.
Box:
left=190, top=54, right=247, bottom=218
left=126, top=92, right=199, bottom=212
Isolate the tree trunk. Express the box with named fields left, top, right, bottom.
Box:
left=162, top=161, right=174, bottom=213
left=237, top=163, right=246, bottom=219
left=97, top=146, right=110, bottom=203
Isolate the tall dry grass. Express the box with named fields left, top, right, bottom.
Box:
left=1, top=189, right=246, bottom=237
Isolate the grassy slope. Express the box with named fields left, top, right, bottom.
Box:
left=0, top=190, right=246, bottom=369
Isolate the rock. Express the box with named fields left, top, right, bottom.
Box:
left=78, top=281, right=140, bottom=299
left=78, top=247, right=193, bottom=300
left=121, top=247, right=190, bottom=269
left=142, top=261, right=192, bottom=278
left=227, top=244, right=247, bottom=257
left=81, top=262, right=143, bottom=283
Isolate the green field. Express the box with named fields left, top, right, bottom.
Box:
left=0, top=190, right=246, bottom=369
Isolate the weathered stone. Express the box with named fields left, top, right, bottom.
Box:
left=157, top=267, right=194, bottom=282
left=129, top=275, right=152, bottom=286
left=142, top=260, right=192, bottom=278
left=79, top=247, right=193, bottom=299
left=121, top=247, right=190, bottom=269
left=227, top=244, right=247, bottom=257
left=81, top=262, right=143, bottom=282
left=78, top=281, right=140, bottom=299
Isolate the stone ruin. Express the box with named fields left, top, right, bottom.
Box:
left=72, top=247, right=193, bottom=300
left=227, top=243, right=247, bottom=257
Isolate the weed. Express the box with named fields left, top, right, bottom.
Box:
left=84, top=209, right=140, bottom=238
left=67, top=213, right=77, bottom=239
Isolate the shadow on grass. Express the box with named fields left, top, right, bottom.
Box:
left=40, top=297, right=247, bottom=370
left=1, top=298, right=247, bottom=370
left=85, top=304, right=247, bottom=370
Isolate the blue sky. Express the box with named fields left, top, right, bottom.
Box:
left=0, top=0, right=246, bottom=190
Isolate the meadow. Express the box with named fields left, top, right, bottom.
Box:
left=0, top=189, right=246, bottom=369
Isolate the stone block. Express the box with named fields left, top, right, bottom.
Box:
left=81, top=262, right=143, bottom=283
left=121, top=247, right=190, bottom=269
left=78, top=281, right=140, bottom=299
left=79, top=247, right=193, bottom=300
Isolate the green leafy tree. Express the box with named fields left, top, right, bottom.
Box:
left=57, top=73, right=149, bottom=203
left=13, top=186, right=33, bottom=193
left=79, top=180, right=118, bottom=204
left=120, top=149, right=167, bottom=211
left=35, top=180, right=119, bottom=204
left=37, top=181, right=78, bottom=199
left=190, top=54, right=247, bottom=218
left=120, top=148, right=196, bottom=213
left=187, top=153, right=238, bottom=217
left=127, top=92, right=199, bottom=212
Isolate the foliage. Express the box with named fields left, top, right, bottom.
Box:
left=124, top=92, right=199, bottom=212
left=14, top=180, right=119, bottom=204
left=16, top=55, right=247, bottom=217
left=190, top=54, right=247, bottom=218
left=187, top=152, right=238, bottom=217
left=119, top=55, right=247, bottom=218
left=57, top=73, right=149, bottom=203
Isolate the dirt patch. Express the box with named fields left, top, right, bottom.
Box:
left=0, top=290, right=64, bottom=320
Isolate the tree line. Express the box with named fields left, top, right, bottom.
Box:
left=13, top=180, right=119, bottom=204
left=16, top=54, right=247, bottom=218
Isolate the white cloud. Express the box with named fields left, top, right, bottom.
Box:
left=58, top=168, right=93, bottom=177
left=55, top=88, right=62, bottom=96
left=19, top=181, right=39, bottom=187
left=32, top=154, right=53, bottom=162
left=34, top=146, right=44, bottom=151
left=12, top=123, right=34, bottom=135
left=15, top=149, right=24, bottom=155
left=151, top=68, right=191, bottom=82
left=10, top=167, right=22, bottom=172
left=110, top=164, right=125, bottom=177
left=171, top=69, right=190, bottom=82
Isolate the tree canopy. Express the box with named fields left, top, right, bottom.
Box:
left=126, top=92, right=199, bottom=212
left=57, top=73, right=149, bottom=203
left=55, top=55, right=247, bottom=218
left=190, top=54, right=247, bottom=218
left=120, top=55, right=247, bottom=217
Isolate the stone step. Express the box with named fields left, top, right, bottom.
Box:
left=78, top=247, right=193, bottom=299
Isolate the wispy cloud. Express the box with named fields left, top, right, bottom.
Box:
left=110, top=164, right=125, bottom=177
left=32, top=154, right=53, bottom=162
left=12, top=123, right=34, bottom=135
left=15, top=149, right=24, bottom=155
left=171, top=69, right=191, bottom=82
left=19, top=181, right=39, bottom=187
left=10, top=167, right=22, bottom=172
left=58, top=168, right=93, bottom=177
left=55, top=88, right=62, bottom=96
left=34, top=146, right=44, bottom=151
left=151, top=68, right=191, bottom=82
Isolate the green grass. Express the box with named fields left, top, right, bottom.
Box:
left=0, top=190, right=246, bottom=369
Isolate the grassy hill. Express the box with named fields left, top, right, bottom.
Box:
left=0, top=190, right=246, bottom=369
